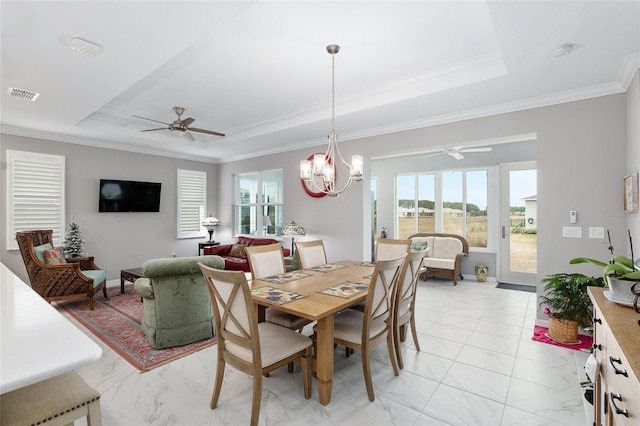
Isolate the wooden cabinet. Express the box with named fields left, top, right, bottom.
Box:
left=589, top=287, right=640, bottom=426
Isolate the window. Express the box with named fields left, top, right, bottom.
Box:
left=6, top=150, right=65, bottom=250
left=177, top=169, right=206, bottom=239
left=234, top=169, right=283, bottom=236
left=396, top=169, right=488, bottom=248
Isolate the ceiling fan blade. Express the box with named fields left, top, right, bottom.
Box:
left=133, top=115, right=170, bottom=126
left=421, top=152, right=446, bottom=158
left=184, top=131, right=195, bottom=141
left=189, top=127, right=225, bottom=137
left=459, top=147, right=492, bottom=153
left=141, top=128, right=168, bottom=132
left=181, top=117, right=195, bottom=127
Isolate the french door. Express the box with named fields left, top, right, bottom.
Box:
left=499, top=162, right=537, bottom=285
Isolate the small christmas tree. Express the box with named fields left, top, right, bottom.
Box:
left=63, top=218, right=87, bottom=258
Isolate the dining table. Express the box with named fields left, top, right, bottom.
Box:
left=249, top=259, right=374, bottom=406
left=0, top=262, right=103, bottom=394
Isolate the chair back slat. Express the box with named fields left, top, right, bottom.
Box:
left=199, top=264, right=261, bottom=363
left=364, top=255, right=406, bottom=336
left=295, top=240, right=327, bottom=269
left=396, top=249, right=429, bottom=310
left=245, top=244, right=286, bottom=279
left=375, top=239, right=410, bottom=261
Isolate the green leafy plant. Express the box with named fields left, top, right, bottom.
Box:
left=538, top=273, right=605, bottom=328
left=569, top=230, right=640, bottom=282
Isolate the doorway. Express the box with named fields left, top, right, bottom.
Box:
left=500, top=162, right=537, bottom=285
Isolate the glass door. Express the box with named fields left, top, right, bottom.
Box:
left=500, top=162, right=537, bottom=285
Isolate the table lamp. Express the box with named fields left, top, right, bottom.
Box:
left=263, top=216, right=272, bottom=235
left=281, top=220, right=305, bottom=256
left=202, top=215, right=220, bottom=243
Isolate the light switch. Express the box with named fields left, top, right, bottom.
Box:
left=589, top=227, right=605, bottom=239
left=562, top=226, right=582, bottom=238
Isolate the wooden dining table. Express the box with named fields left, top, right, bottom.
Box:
left=249, top=259, right=374, bottom=406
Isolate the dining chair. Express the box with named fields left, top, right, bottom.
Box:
left=392, top=248, right=429, bottom=369
left=330, top=254, right=406, bottom=402
left=295, top=240, right=327, bottom=269
left=197, top=264, right=312, bottom=426
left=375, top=238, right=410, bottom=261
left=245, top=244, right=313, bottom=333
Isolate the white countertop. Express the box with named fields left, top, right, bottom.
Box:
left=0, top=263, right=103, bottom=394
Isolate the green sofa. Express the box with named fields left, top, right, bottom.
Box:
left=134, top=256, right=224, bottom=350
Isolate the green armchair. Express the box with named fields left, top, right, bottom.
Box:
left=134, top=256, right=224, bottom=349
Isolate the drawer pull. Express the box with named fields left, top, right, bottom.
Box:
left=609, top=356, right=628, bottom=377
left=593, top=317, right=602, bottom=324
left=609, top=393, right=629, bottom=417
left=593, top=343, right=602, bottom=351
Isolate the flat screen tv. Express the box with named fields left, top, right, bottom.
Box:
left=98, top=179, right=161, bottom=212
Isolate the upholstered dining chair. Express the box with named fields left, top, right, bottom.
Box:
left=245, top=244, right=313, bottom=333
left=16, top=230, right=107, bottom=310
left=376, top=238, right=410, bottom=261
left=294, top=240, right=327, bottom=269
left=197, top=264, right=312, bottom=426
left=392, top=248, right=429, bottom=369
left=331, top=254, right=406, bottom=402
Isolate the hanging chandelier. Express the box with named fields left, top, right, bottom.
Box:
left=300, top=44, right=363, bottom=197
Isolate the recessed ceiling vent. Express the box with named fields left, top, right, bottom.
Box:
left=8, top=87, right=40, bottom=102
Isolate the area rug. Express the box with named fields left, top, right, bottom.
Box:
left=531, top=326, right=592, bottom=351
left=496, top=282, right=536, bottom=293
left=58, top=284, right=216, bottom=372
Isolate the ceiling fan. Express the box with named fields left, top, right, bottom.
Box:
left=133, top=106, right=225, bottom=141
left=422, top=146, right=492, bottom=160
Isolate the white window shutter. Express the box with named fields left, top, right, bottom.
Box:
left=6, top=150, right=65, bottom=250
left=177, top=169, right=206, bottom=239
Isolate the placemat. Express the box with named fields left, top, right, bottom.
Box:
left=358, top=261, right=375, bottom=267
left=318, top=281, right=368, bottom=298
left=251, top=286, right=308, bottom=305
left=309, top=263, right=347, bottom=272
left=259, top=271, right=312, bottom=284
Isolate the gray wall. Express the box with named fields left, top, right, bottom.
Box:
left=2, top=71, right=638, bottom=321
left=1, top=134, right=218, bottom=282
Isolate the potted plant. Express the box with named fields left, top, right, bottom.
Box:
left=539, top=273, right=604, bottom=343
left=569, top=230, right=640, bottom=298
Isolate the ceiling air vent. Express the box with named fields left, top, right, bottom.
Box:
left=8, top=87, right=40, bottom=102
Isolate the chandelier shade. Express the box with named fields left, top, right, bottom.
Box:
left=299, top=44, right=363, bottom=197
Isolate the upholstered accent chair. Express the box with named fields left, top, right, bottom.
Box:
left=294, top=240, right=327, bottom=269
left=16, top=230, right=107, bottom=310
left=197, top=264, right=312, bottom=426
left=134, top=256, right=224, bottom=349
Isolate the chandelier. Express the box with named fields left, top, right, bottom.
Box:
left=300, top=44, right=363, bottom=197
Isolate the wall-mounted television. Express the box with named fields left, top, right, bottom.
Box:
left=98, top=179, right=161, bottom=212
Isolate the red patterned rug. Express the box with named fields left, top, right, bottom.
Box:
left=58, top=284, right=216, bottom=372
left=531, top=326, right=593, bottom=351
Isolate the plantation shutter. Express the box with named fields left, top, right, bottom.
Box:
left=7, top=150, right=66, bottom=250
left=177, top=169, right=206, bottom=239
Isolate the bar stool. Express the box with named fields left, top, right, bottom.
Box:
left=1, top=371, right=102, bottom=426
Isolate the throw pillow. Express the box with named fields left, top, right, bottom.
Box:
left=43, top=247, right=67, bottom=264
left=410, top=241, right=428, bottom=253
left=229, top=244, right=247, bottom=259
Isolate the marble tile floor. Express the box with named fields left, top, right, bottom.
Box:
left=66, top=279, right=592, bottom=426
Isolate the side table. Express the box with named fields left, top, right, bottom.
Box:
left=198, top=241, right=220, bottom=256
left=120, top=267, right=144, bottom=293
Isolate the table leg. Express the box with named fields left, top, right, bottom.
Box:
left=120, top=274, right=125, bottom=293
left=315, top=316, right=334, bottom=406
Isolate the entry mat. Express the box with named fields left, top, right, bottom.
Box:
left=496, top=282, right=536, bottom=293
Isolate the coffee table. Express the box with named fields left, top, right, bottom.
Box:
left=120, top=267, right=144, bottom=293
